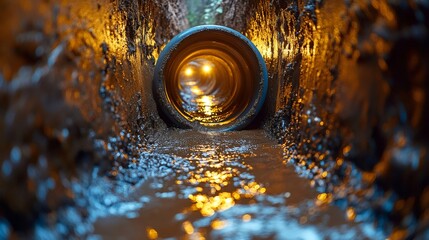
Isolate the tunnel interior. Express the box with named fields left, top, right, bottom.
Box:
left=0, top=0, right=428, bottom=239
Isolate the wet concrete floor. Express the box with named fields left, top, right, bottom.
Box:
left=92, top=130, right=381, bottom=239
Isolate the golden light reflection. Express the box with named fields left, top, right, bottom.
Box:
left=346, top=207, right=356, bottom=221
left=199, top=95, right=214, bottom=116
left=316, top=192, right=332, bottom=206
left=242, top=214, right=252, bottom=222
left=211, top=219, right=227, bottom=230
left=189, top=192, right=235, bottom=217
left=200, top=95, right=213, bottom=105
left=181, top=143, right=264, bottom=219
left=317, top=193, right=328, bottom=201
left=245, top=1, right=297, bottom=61
left=188, top=181, right=266, bottom=217
left=182, top=221, right=194, bottom=234
left=191, top=86, right=203, bottom=95
left=146, top=227, right=158, bottom=239
left=202, top=64, right=212, bottom=73
left=184, top=67, right=194, bottom=77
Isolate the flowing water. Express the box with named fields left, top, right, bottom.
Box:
left=92, top=130, right=381, bottom=239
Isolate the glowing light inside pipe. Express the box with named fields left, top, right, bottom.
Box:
left=153, top=25, right=268, bottom=131
left=202, top=64, right=212, bottom=73
left=184, top=67, right=194, bottom=77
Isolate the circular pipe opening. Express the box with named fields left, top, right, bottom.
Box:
left=153, top=25, right=268, bottom=131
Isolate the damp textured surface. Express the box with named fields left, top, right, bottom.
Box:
left=1, top=0, right=429, bottom=239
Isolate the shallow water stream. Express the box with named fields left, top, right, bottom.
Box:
left=92, top=130, right=381, bottom=239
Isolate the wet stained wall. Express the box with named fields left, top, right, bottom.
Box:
left=0, top=0, right=188, bottom=237
left=218, top=0, right=429, bottom=237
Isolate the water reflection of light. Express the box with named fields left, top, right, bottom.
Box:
left=189, top=192, right=235, bottom=217
left=182, top=221, right=194, bottom=234
left=200, top=95, right=213, bottom=105
left=211, top=219, right=228, bottom=230
left=242, top=214, right=252, bottom=222
left=199, top=95, right=214, bottom=116
left=190, top=86, right=202, bottom=95
left=187, top=181, right=266, bottom=218
left=315, top=192, right=332, bottom=206
left=146, top=227, right=158, bottom=239
left=180, top=142, right=266, bottom=219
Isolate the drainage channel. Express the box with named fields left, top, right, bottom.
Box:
left=92, top=130, right=381, bottom=239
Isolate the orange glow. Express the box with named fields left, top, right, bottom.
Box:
left=242, top=214, right=252, bottom=222
left=182, top=144, right=264, bottom=218
left=202, top=64, right=212, bottom=73
left=159, top=26, right=265, bottom=130
left=211, top=219, right=227, bottom=230
left=182, top=221, right=194, bottom=234
left=185, top=67, right=194, bottom=76
left=201, top=95, right=214, bottom=116
left=190, top=86, right=203, bottom=95
left=146, top=228, right=158, bottom=239
left=346, top=207, right=356, bottom=221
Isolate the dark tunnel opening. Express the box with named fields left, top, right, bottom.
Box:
left=0, top=0, right=428, bottom=239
